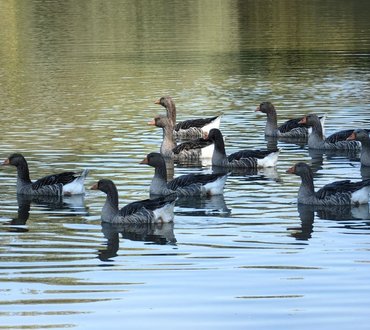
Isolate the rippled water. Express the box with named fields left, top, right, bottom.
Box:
left=1, top=1, right=370, bottom=329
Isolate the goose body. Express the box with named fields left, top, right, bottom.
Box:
left=206, top=129, right=280, bottom=168
left=287, top=162, right=370, bottom=205
left=149, top=115, right=214, bottom=160
left=347, top=129, right=370, bottom=167
left=256, top=102, right=312, bottom=138
left=155, top=96, right=221, bottom=139
left=299, top=114, right=361, bottom=150
left=91, top=179, right=176, bottom=224
left=140, top=152, right=228, bottom=197
left=3, top=153, right=88, bottom=196
left=326, top=128, right=370, bottom=143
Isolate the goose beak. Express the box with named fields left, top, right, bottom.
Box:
left=346, top=132, right=356, bottom=141
left=140, top=157, right=149, bottom=165
left=255, top=106, right=261, bottom=112
left=2, top=158, right=10, bottom=166
left=286, top=166, right=295, bottom=174
left=298, top=117, right=307, bottom=125
left=154, top=99, right=160, bottom=105
left=148, top=118, right=156, bottom=125
left=90, top=183, right=98, bottom=190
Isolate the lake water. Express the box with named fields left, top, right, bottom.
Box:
left=1, top=1, right=370, bottom=329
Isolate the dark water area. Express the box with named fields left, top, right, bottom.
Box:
left=1, top=1, right=370, bottom=329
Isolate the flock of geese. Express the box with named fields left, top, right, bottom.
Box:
left=2, top=96, right=370, bottom=224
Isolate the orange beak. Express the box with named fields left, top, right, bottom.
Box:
left=140, top=157, right=149, bottom=165
left=346, top=132, right=356, bottom=141
left=286, top=165, right=296, bottom=174
left=298, top=116, right=307, bottom=125
left=90, top=183, right=98, bottom=190
left=154, top=99, right=160, bottom=105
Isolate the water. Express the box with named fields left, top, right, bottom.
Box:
left=1, top=1, right=370, bottom=329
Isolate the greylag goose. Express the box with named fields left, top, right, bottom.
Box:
left=140, top=152, right=228, bottom=197
left=299, top=114, right=360, bottom=150
left=2, top=153, right=88, bottom=196
left=205, top=129, right=280, bottom=168
left=149, top=115, right=214, bottom=161
left=154, top=96, right=221, bottom=139
left=256, top=102, right=325, bottom=139
left=347, top=129, right=370, bottom=167
left=91, top=179, right=176, bottom=224
left=286, top=162, right=370, bottom=205
left=326, top=128, right=370, bottom=143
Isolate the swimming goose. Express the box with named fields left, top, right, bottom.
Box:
left=326, top=128, right=370, bottom=143
left=256, top=102, right=325, bottom=139
left=91, top=179, right=176, bottom=224
left=287, top=162, right=370, bottom=205
left=140, top=152, right=228, bottom=197
left=2, top=153, right=88, bottom=196
left=149, top=115, right=214, bottom=161
left=347, top=129, right=370, bottom=167
left=205, top=129, right=280, bottom=168
left=299, top=114, right=360, bottom=150
left=154, top=96, right=221, bottom=139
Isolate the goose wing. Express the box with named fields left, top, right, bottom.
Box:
left=228, top=149, right=276, bottom=161
left=173, top=138, right=213, bottom=154
left=175, top=116, right=219, bottom=131
left=316, top=179, right=370, bottom=199
left=278, top=117, right=306, bottom=133
left=120, top=195, right=177, bottom=217
left=326, top=129, right=370, bottom=143
left=167, top=173, right=224, bottom=190
left=32, top=171, right=78, bottom=190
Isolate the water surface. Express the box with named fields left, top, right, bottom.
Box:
left=1, top=1, right=370, bottom=329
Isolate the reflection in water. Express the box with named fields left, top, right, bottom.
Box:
left=99, top=222, right=176, bottom=261
left=1, top=1, right=370, bottom=329
left=175, top=194, right=231, bottom=217
left=214, top=166, right=280, bottom=183
left=265, top=135, right=306, bottom=150
left=360, top=165, right=370, bottom=180
left=3, top=194, right=88, bottom=229
left=308, top=148, right=360, bottom=174
left=289, top=203, right=370, bottom=241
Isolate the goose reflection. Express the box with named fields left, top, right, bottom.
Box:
left=98, top=221, right=176, bottom=261
left=4, top=194, right=88, bottom=229
left=175, top=194, right=231, bottom=217
left=360, top=165, right=370, bottom=180
left=212, top=165, right=279, bottom=182
left=264, top=135, right=306, bottom=150
left=289, top=203, right=370, bottom=241
left=308, top=148, right=360, bottom=173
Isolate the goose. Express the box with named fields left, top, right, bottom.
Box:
left=256, top=101, right=308, bottom=138
left=154, top=96, right=221, bottom=139
left=256, top=102, right=326, bottom=139
left=286, top=162, right=370, bottom=205
left=148, top=115, right=214, bottom=161
left=2, top=153, right=88, bottom=196
left=347, top=129, right=370, bottom=167
left=326, top=128, right=370, bottom=143
left=205, top=128, right=280, bottom=168
left=299, top=114, right=360, bottom=150
left=91, top=179, right=176, bottom=224
left=140, top=152, right=228, bottom=197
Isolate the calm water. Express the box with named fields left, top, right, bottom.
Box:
left=1, top=1, right=370, bottom=329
